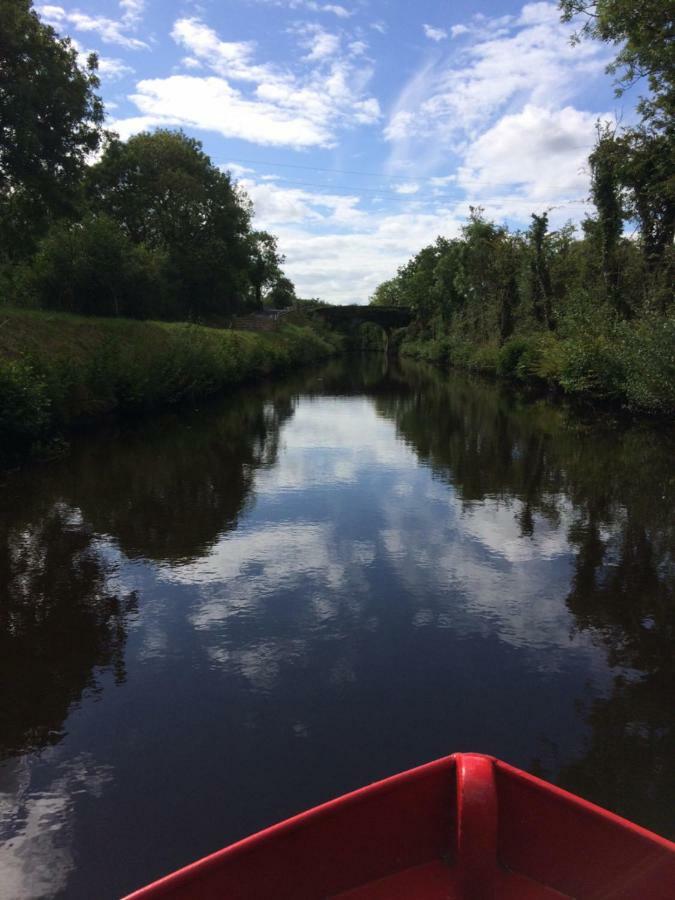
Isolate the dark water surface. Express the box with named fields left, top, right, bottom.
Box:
left=1, top=355, right=674, bottom=899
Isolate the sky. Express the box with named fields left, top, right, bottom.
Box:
left=36, top=0, right=637, bottom=304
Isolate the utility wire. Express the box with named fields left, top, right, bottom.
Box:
left=224, top=148, right=596, bottom=185
left=237, top=174, right=590, bottom=206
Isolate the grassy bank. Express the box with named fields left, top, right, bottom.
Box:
left=399, top=314, right=675, bottom=417
left=0, top=308, right=339, bottom=465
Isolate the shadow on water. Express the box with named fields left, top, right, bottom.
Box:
left=0, top=354, right=673, bottom=898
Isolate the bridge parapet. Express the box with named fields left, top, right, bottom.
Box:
left=311, top=305, right=413, bottom=330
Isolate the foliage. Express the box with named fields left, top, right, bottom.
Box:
left=559, top=0, right=674, bottom=123
left=247, top=231, right=284, bottom=309
left=266, top=275, right=297, bottom=309
left=19, top=215, right=172, bottom=318
left=86, top=130, right=255, bottom=319
left=0, top=0, right=104, bottom=260
left=0, top=308, right=339, bottom=465
left=383, top=2, right=674, bottom=414
left=0, top=4, right=299, bottom=322
left=0, top=359, right=51, bottom=460
left=619, top=314, right=675, bottom=413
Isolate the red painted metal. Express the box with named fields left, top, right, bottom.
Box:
left=123, top=754, right=675, bottom=899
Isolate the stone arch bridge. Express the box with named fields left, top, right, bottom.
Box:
left=311, top=305, right=413, bottom=352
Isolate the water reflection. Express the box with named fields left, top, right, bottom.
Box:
left=0, top=356, right=673, bottom=899
left=0, top=501, right=136, bottom=760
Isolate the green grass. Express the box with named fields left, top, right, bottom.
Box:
left=0, top=308, right=340, bottom=465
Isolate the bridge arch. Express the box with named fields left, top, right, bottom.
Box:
left=311, top=305, right=413, bottom=353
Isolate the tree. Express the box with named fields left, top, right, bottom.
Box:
left=266, top=275, right=296, bottom=309
left=247, top=231, right=283, bottom=310
left=0, top=0, right=104, bottom=258
left=87, top=130, right=252, bottom=319
left=25, top=215, right=171, bottom=318
left=456, top=208, right=510, bottom=340
left=616, top=128, right=675, bottom=299
left=370, top=278, right=403, bottom=307
left=588, top=128, right=627, bottom=314
left=527, top=213, right=555, bottom=329
left=559, top=0, right=674, bottom=124
left=562, top=2, right=674, bottom=309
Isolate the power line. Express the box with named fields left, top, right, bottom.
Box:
left=237, top=174, right=590, bottom=206
left=223, top=149, right=596, bottom=187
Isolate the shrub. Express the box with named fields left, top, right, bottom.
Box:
left=559, top=333, right=627, bottom=402
left=0, top=360, right=51, bottom=462
left=497, top=337, right=531, bottom=378
left=467, top=342, right=500, bottom=373
left=620, top=315, right=675, bottom=414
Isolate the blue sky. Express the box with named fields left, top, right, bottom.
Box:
left=38, top=0, right=637, bottom=303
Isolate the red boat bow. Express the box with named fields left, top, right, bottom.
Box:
left=124, top=753, right=675, bottom=899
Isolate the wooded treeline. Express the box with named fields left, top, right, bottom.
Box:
left=371, top=0, right=674, bottom=414
left=0, top=0, right=296, bottom=321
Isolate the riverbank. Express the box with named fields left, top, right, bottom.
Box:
left=399, top=321, right=675, bottom=418
left=0, top=308, right=340, bottom=466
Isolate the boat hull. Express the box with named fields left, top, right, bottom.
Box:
left=124, top=753, right=675, bottom=899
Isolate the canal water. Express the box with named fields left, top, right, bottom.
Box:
left=1, top=355, right=673, bottom=898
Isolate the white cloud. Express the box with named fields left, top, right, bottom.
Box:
left=123, top=75, right=332, bottom=146
left=394, top=182, right=420, bottom=195
left=232, top=174, right=464, bottom=302
left=103, top=17, right=380, bottom=149
left=518, top=1, right=562, bottom=25
left=385, top=2, right=609, bottom=173
left=222, top=162, right=256, bottom=178
left=300, top=25, right=341, bottom=62
left=349, top=40, right=368, bottom=56
left=257, top=0, right=351, bottom=14
left=172, top=18, right=277, bottom=83
left=451, top=24, right=470, bottom=38
left=457, top=104, right=598, bottom=218
left=321, top=4, right=351, bottom=17
left=370, top=21, right=387, bottom=34
left=423, top=24, right=448, bottom=42
left=96, top=56, right=135, bottom=80
left=36, top=1, right=148, bottom=50
left=64, top=35, right=135, bottom=81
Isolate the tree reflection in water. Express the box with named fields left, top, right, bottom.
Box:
left=0, top=501, right=137, bottom=759
left=376, top=360, right=675, bottom=836
left=0, top=377, right=301, bottom=759
left=0, top=355, right=673, bottom=898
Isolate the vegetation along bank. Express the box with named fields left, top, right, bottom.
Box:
left=0, top=309, right=339, bottom=466
left=370, top=0, right=674, bottom=416
left=0, top=2, right=337, bottom=465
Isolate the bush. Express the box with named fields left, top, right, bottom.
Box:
left=466, top=342, right=500, bottom=373
left=497, top=334, right=565, bottom=383
left=559, top=334, right=627, bottom=402
left=620, top=315, right=675, bottom=414
left=0, top=360, right=51, bottom=462
left=497, top=337, right=531, bottom=378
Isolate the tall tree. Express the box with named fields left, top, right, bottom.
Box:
left=588, top=130, right=627, bottom=314
left=87, top=130, right=253, bottom=319
left=560, top=0, right=674, bottom=123
left=561, top=0, right=674, bottom=304
left=247, top=231, right=283, bottom=310
left=528, top=213, right=555, bottom=329
left=0, top=0, right=104, bottom=258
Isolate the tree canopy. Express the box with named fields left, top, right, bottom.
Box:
left=0, top=0, right=104, bottom=259
left=0, top=2, right=297, bottom=322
